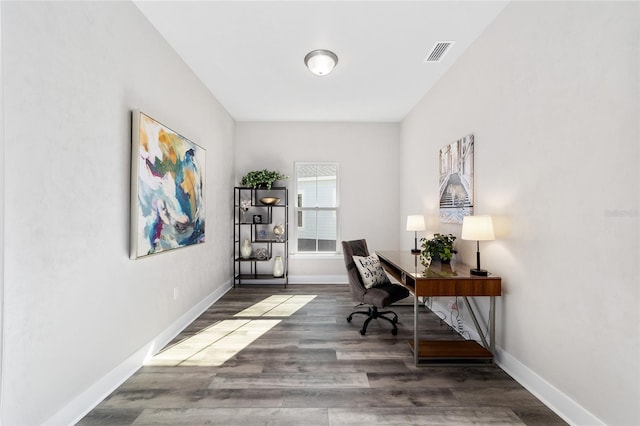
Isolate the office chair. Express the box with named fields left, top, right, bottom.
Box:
left=341, top=239, right=410, bottom=335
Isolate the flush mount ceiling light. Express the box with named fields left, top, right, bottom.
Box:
left=304, top=49, right=338, bottom=76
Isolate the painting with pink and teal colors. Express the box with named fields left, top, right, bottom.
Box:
left=130, top=111, right=205, bottom=259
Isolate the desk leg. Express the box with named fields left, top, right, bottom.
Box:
left=463, top=296, right=490, bottom=351
left=414, top=292, right=419, bottom=366
left=490, top=296, right=496, bottom=355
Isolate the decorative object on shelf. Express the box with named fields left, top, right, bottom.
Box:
left=258, top=229, right=268, bottom=240
left=273, top=256, right=284, bottom=277
left=439, top=134, right=474, bottom=224
left=255, top=247, right=268, bottom=260
left=240, top=199, right=251, bottom=223
left=240, top=238, right=252, bottom=259
left=240, top=169, right=288, bottom=189
left=273, top=224, right=285, bottom=242
left=406, top=215, right=426, bottom=254
left=420, top=233, right=457, bottom=264
left=130, top=110, right=206, bottom=259
left=252, top=214, right=262, bottom=224
left=259, top=197, right=280, bottom=205
left=461, top=215, right=495, bottom=276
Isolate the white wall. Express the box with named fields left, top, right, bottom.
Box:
left=400, top=2, right=639, bottom=425
left=235, top=122, right=400, bottom=280
left=0, top=3, right=5, bottom=420
left=1, top=2, right=235, bottom=424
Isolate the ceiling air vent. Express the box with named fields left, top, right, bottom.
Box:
left=424, top=41, right=455, bottom=63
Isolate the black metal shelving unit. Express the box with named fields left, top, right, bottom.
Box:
left=233, top=186, right=288, bottom=287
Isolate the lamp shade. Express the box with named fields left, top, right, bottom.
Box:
left=406, top=215, right=426, bottom=232
left=304, top=49, right=338, bottom=76
left=461, top=215, right=495, bottom=241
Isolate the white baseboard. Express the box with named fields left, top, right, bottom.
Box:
left=425, top=298, right=603, bottom=426
left=495, top=348, right=604, bottom=426
left=288, top=274, right=347, bottom=284
left=46, top=280, right=232, bottom=426
left=232, top=275, right=346, bottom=285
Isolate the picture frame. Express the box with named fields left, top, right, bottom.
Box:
left=130, top=110, right=206, bottom=259
left=253, top=214, right=263, bottom=224
left=439, top=134, right=474, bottom=224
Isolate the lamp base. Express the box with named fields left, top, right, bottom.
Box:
left=411, top=249, right=421, bottom=254
left=470, top=268, right=489, bottom=276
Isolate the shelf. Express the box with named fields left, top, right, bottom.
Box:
left=234, top=186, right=288, bottom=288
left=235, top=186, right=288, bottom=190
left=236, top=256, right=272, bottom=262
left=235, top=204, right=286, bottom=208
left=236, top=273, right=287, bottom=280
left=408, top=340, right=493, bottom=364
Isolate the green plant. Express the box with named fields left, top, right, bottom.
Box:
left=420, top=233, right=457, bottom=263
left=239, top=169, right=288, bottom=189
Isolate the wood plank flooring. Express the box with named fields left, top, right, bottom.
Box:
left=78, top=284, right=566, bottom=425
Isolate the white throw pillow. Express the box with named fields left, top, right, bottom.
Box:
left=352, top=253, right=391, bottom=289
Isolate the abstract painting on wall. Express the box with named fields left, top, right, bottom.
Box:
left=439, top=134, right=474, bottom=224
left=130, top=111, right=205, bottom=259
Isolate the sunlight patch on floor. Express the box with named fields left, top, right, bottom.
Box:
left=147, top=319, right=281, bottom=367
left=146, top=294, right=317, bottom=367
left=234, top=294, right=317, bottom=317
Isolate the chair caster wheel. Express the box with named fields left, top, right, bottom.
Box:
left=347, top=316, right=352, bottom=322
left=360, top=329, right=366, bottom=336
left=391, top=328, right=398, bottom=336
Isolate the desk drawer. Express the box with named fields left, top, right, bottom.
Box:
left=414, top=278, right=501, bottom=296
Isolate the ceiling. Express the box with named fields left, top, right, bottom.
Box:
left=134, top=1, right=509, bottom=122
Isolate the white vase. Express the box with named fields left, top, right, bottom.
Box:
left=240, top=238, right=252, bottom=259
left=272, top=255, right=284, bottom=277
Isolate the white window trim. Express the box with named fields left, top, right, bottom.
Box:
left=293, top=161, right=340, bottom=255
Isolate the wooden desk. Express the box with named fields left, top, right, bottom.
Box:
left=377, top=251, right=501, bottom=366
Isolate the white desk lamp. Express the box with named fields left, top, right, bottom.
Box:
left=406, top=215, right=426, bottom=254
left=461, top=215, right=495, bottom=276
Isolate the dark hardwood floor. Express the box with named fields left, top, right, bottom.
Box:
left=78, top=284, right=566, bottom=425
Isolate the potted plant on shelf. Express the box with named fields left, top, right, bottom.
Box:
left=240, top=169, right=288, bottom=189
left=420, top=233, right=457, bottom=264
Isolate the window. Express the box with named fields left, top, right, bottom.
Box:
left=294, top=163, right=339, bottom=253
left=297, top=194, right=303, bottom=227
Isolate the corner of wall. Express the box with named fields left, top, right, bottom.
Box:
left=429, top=298, right=605, bottom=426
left=495, top=348, right=605, bottom=426
left=45, top=281, right=232, bottom=426
left=0, top=1, right=6, bottom=422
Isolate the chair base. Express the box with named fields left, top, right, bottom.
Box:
left=347, top=306, right=398, bottom=335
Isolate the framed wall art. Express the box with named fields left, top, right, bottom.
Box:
left=130, top=110, right=206, bottom=259
left=439, top=133, right=474, bottom=224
